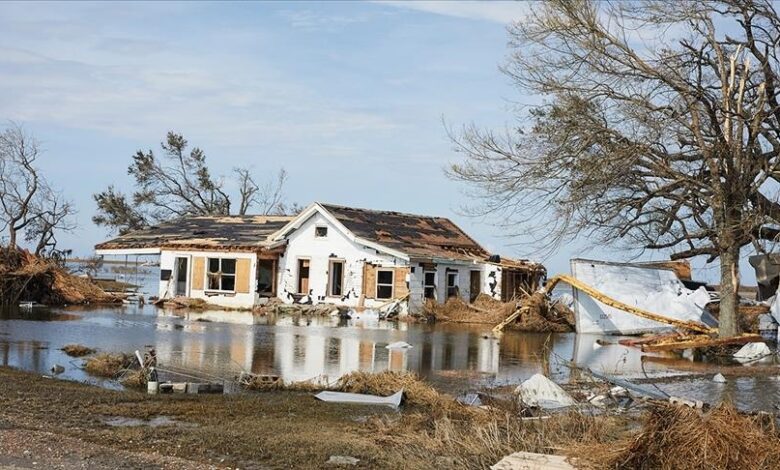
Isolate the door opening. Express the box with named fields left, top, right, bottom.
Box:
left=469, top=270, right=481, bottom=302
left=257, top=259, right=275, bottom=296
left=174, top=257, right=188, bottom=296
left=297, top=259, right=310, bottom=294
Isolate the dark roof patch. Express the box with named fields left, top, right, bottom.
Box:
left=95, top=215, right=293, bottom=251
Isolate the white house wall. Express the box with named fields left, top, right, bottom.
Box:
left=277, top=212, right=406, bottom=307
left=407, top=260, right=503, bottom=311
left=159, top=249, right=258, bottom=309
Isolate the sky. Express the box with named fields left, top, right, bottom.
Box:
left=0, top=1, right=741, bottom=283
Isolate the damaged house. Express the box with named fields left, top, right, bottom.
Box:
left=95, top=202, right=545, bottom=312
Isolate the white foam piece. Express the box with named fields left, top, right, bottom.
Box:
left=515, top=373, right=576, bottom=409
left=385, top=341, right=412, bottom=349
left=733, top=342, right=772, bottom=362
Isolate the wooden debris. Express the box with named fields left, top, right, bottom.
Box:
left=639, top=333, right=763, bottom=352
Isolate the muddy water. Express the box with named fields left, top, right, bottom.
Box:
left=2, top=303, right=780, bottom=411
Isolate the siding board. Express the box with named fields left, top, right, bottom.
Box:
left=236, top=258, right=251, bottom=293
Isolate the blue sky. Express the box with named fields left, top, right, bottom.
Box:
left=0, top=1, right=734, bottom=282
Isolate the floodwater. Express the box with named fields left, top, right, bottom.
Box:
left=2, top=303, right=780, bottom=411
left=2, top=260, right=779, bottom=411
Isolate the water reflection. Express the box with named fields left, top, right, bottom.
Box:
left=1, top=304, right=780, bottom=409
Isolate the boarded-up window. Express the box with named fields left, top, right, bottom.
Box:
left=191, top=257, right=205, bottom=290
left=235, top=258, right=251, bottom=294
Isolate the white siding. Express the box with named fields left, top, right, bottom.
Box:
left=276, top=212, right=407, bottom=307
left=159, top=249, right=258, bottom=309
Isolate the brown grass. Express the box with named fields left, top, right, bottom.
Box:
left=572, top=403, right=780, bottom=470
left=372, top=409, right=627, bottom=469
left=334, top=370, right=441, bottom=407
left=61, top=344, right=96, bottom=357
left=84, top=353, right=135, bottom=378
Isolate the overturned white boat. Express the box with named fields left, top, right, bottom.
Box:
left=569, top=259, right=716, bottom=335
left=314, top=389, right=403, bottom=409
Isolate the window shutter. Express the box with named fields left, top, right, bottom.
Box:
left=192, top=257, right=205, bottom=290
left=362, top=263, right=377, bottom=299
left=236, top=258, right=251, bottom=293
left=394, top=267, right=410, bottom=299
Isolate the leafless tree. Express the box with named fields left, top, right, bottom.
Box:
left=448, top=0, right=780, bottom=337
left=25, top=189, right=76, bottom=257
left=0, top=124, right=75, bottom=256
left=234, top=167, right=290, bottom=216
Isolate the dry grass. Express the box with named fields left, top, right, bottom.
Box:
left=334, top=370, right=441, bottom=407
left=61, top=344, right=96, bottom=357
left=119, top=369, right=147, bottom=388
left=84, top=353, right=135, bottom=378
left=240, top=375, right=323, bottom=392
left=372, top=409, right=627, bottom=469
left=573, top=403, right=780, bottom=470
left=510, top=292, right=575, bottom=333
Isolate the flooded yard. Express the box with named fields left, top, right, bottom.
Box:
left=2, top=302, right=780, bottom=411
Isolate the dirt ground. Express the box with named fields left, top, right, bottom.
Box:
left=0, top=367, right=409, bottom=469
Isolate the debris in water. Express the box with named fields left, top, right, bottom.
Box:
left=386, top=341, right=412, bottom=349
left=61, top=344, right=96, bottom=357
left=515, top=374, right=576, bottom=409
left=50, top=364, right=64, bottom=374
left=733, top=342, right=772, bottom=363
left=712, top=373, right=727, bottom=383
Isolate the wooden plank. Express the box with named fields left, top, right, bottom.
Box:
left=491, top=451, right=575, bottom=470
left=393, top=267, right=410, bottom=299
left=362, top=263, right=376, bottom=299
left=235, top=258, right=251, bottom=293
left=191, top=257, right=205, bottom=291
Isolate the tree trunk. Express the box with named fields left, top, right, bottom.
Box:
left=8, top=227, right=16, bottom=250
left=718, top=244, right=741, bottom=337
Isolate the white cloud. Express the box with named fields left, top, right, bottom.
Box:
left=376, top=0, right=530, bottom=24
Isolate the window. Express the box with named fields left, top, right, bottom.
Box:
left=315, top=226, right=328, bottom=238
left=446, top=271, right=459, bottom=298
left=329, top=260, right=344, bottom=296
left=424, top=271, right=436, bottom=299
left=207, top=258, right=236, bottom=292
left=376, top=270, right=394, bottom=299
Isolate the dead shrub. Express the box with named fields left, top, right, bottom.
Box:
left=573, top=403, right=780, bottom=470
left=119, top=369, right=147, bottom=388
left=61, top=344, right=96, bottom=357
left=84, top=353, right=135, bottom=378
left=421, top=296, right=515, bottom=324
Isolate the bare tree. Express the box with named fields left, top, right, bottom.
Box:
left=0, top=124, right=40, bottom=249
left=94, top=132, right=297, bottom=233
left=448, top=0, right=780, bottom=337
left=25, top=189, right=76, bottom=257
left=0, top=124, right=76, bottom=256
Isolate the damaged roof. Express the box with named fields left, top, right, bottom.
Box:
left=95, top=215, right=294, bottom=252
left=319, top=203, right=489, bottom=262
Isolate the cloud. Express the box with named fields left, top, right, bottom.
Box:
left=376, top=1, right=531, bottom=24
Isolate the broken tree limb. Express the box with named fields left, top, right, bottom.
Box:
left=639, top=333, right=763, bottom=352
left=492, top=275, right=714, bottom=335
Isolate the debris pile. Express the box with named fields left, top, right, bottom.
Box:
left=0, top=248, right=121, bottom=306
left=421, top=294, right=515, bottom=324
left=61, top=344, right=96, bottom=357
left=84, top=353, right=136, bottom=378
left=575, top=403, right=780, bottom=469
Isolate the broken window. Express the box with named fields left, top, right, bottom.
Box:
left=207, top=258, right=237, bottom=292
left=315, top=226, right=328, bottom=238
left=329, top=260, right=344, bottom=296
left=256, top=259, right=275, bottom=296
left=446, top=271, right=459, bottom=298
left=424, top=271, right=436, bottom=299
left=376, top=269, right=394, bottom=299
